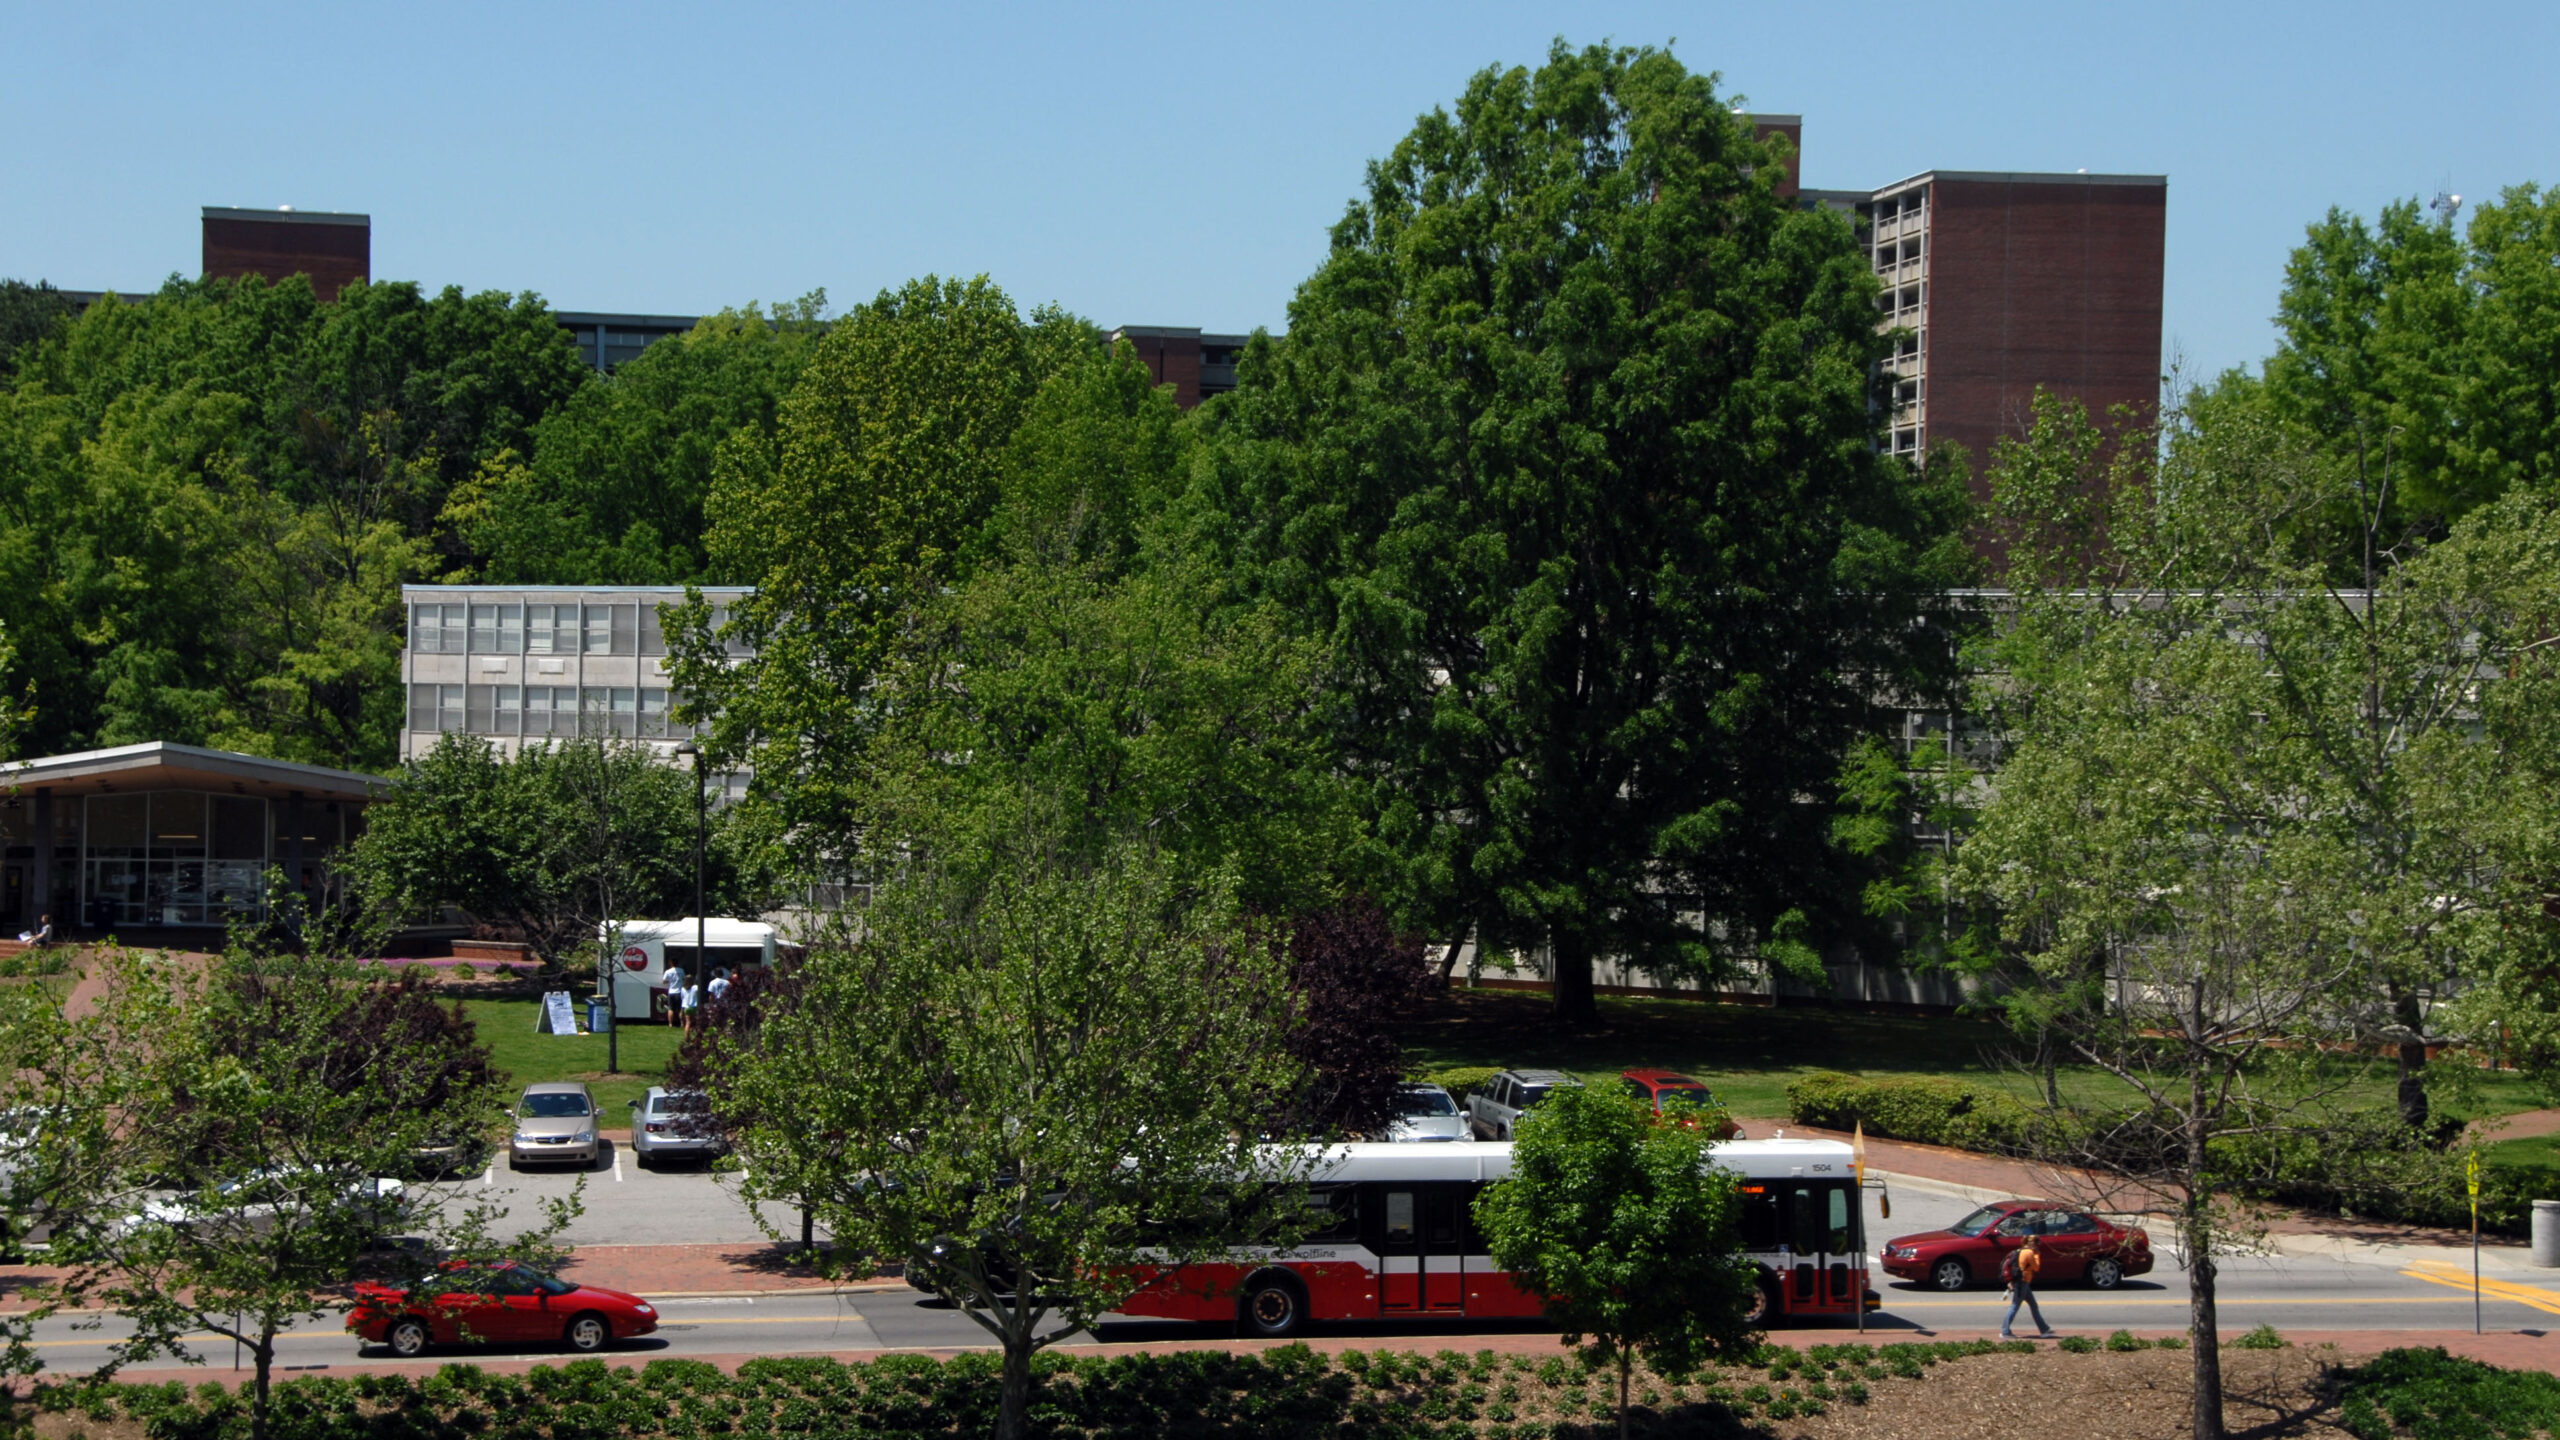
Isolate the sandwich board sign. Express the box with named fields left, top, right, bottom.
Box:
left=539, top=990, right=579, bottom=1036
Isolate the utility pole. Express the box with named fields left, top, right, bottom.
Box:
left=675, top=741, right=706, bottom=1012
left=593, top=729, right=619, bottom=1076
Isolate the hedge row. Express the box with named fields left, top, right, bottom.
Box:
left=29, top=1338, right=2078, bottom=1440
left=1785, top=1070, right=2033, bottom=1152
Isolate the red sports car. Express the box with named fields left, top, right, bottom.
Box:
left=1880, top=1199, right=2153, bottom=1291
left=348, top=1261, right=658, bottom=1356
left=1617, top=1070, right=1744, bottom=1139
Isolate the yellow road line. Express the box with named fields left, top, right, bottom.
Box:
left=2401, top=1263, right=2560, bottom=1317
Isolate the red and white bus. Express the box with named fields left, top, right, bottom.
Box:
left=1118, top=1138, right=1873, bottom=1337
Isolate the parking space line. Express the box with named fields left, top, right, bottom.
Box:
left=481, top=1166, right=493, bottom=1188
left=613, top=1152, right=623, bottom=1184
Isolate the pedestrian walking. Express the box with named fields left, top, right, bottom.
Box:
left=2000, top=1233, right=2055, bottom=1338
left=680, top=978, right=701, bottom=1033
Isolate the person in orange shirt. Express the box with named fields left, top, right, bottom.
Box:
left=2000, top=1233, right=2056, bottom=1338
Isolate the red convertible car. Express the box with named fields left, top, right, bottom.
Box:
left=1880, top=1199, right=2153, bottom=1291
left=348, top=1261, right=658, bottom=1356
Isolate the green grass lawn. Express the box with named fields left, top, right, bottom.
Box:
left=468, top=997, right=686, bottom=1120
left=1404, top=987, right=2553, bottom=1125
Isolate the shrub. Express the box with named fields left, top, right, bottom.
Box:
left=1784, top=1070, right=2032, bottom=1151
left=2105, top=1329, right=2149, bottom=1352
left=2057, top=1335, right=2098, bottom=1353
left=2339, top=1347, right=2560, bottom=1440
left=2229, top=1324, right=2289, bottom=1350
left=1422, top=1066, right=1502, bottom=1105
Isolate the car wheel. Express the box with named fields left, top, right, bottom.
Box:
left=2087, top=1257, right=2124, bottom=1290
left=1239, top=1275, right=1307, bottom=1338
left=1741, top=1271, right=1779, bottom=1326
left=1930, top=1257, right=1972, bottom=1292
left=564, top=1312, right=611, bottom=1352
left=387, top=1318, right=432, bottom=1359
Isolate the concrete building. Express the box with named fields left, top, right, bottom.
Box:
left=0, top=743, right=385, bottom=937
left=200, top=206, right=370, bottom=302
left=397, top=585, right=750, bottom=779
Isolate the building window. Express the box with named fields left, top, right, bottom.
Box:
left=529, top=604, right=579, bottom=656
left=579, top=686, right=611, bottom=736
left=468, top=604, right=500, bottom=653
left=411, top=603, right=461, bottom=654
left=526, top=686, right=559, bottom=736
left=495, top=684, right=521, bottom=734
left=639, top=603, right=665, bottom=657
left=584, top=606, right=614, bottom=656
left=639, top=687, right=669, bottom=738
left=611, top=604, right=637, bottom=656
left=612, top=687, right=637, bottom=737
left=465, top=685, right=494, bottom=734
left=498, top=603, right=524, bottom=653
left=408, top=683, right=437, bottom=736
left=438, top=684, right=465, bottom=733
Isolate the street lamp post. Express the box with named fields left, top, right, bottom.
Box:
left=674, top=741, right=707, bottom=1032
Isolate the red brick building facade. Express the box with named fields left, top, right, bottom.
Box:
left=201, top=206, right=370, bottom=301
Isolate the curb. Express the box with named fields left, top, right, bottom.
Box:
left=1869, top=1168, right=2016, bottom=1207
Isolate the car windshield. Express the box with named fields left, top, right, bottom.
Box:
left=520, top=1094, right=592, bottom=1118
left=1656, top=1086, right=1717, bottom=1110
left=1398, top=1090, right=1459, bottom=1117
left=1948, top=1205, right=2012, bottom=1237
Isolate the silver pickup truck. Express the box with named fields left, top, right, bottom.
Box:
left=1465, top=1068, right=1581, bottom=1141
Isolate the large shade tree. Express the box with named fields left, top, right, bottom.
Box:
left=1191, top=41, right=1972, bottom=1021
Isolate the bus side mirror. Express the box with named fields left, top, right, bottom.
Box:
left=1880, top=1191, right=1890, bottom=1220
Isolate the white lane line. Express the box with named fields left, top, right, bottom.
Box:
left=613, top=1152, right=624, bottom=1183
left=481, top=1165, right=494, bottom=1188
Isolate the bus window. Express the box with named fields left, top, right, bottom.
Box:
left=1304, top=1186, right=1358, bottom=1242
left=1736, top=1185, right=1778, bottom=1250
left=1826, top=1184, right=1852, bottom=1254
left=1384, top=1191, right=1416, bottom=1242
left=1788, top=1186, right=1825, bottom=1256
left=1423, top=1189, right=1459, bottom=1247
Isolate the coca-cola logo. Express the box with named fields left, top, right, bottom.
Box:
left=621, top=946, right=649, bottom=972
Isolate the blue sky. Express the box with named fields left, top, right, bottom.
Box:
left=5, top=1, right=2555, bottom=382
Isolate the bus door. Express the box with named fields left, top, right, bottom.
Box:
left=1781, top=1179, right=1860, bottom=1311
left=1375, top=1185, right=1467, bottom=1314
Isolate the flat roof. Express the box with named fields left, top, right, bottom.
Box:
left=554, top=312, right=702, bottom=330
left=401, top=584, right=752, bottom=596
left=0, top=742, right=388, bottom=802
left=201, top=206, right=370, bottom=227
left=1870, top=170, right=2168, bottom=194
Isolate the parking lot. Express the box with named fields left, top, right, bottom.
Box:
left=432, top=1142, right=819, bottom=1249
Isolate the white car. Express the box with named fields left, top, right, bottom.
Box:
left=126, top=1169, right=409, bottom=1239
left=1384, top=1083, right=1473, bottom=1142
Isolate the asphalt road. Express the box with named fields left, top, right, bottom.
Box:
left=23, top=1171, right=2544, bottom=1374
left=429, top=1142, right=822, bottom=1248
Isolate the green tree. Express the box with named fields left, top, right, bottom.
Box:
left=22, top=948, right=575, bottom=1440
left=345, top=735, right=772, bottom=973
left=706, top=839, right=1312, bottom=1440
left=1962, top=393, right=2560, bottom=1440
left=667, top=277, right=1094, bottom=839
left=1474, top=1084, right=1757, bottom=1440
left=445, top=294, right=831, bottom=585
left=1191, top=41, right=1972, bottom=1021
left=0, top=279, right=72, bottom=378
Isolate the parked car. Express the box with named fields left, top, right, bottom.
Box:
left=1384, top=1083, right=1472, bottom=1142
left=1465, top=1069, right=1580, bottom=1141
left=509, top=1083, right=599, bottom=1169
left=1879, top=1199, right=2153, bottom=1291
left=348, top=1259, right=657, bottom=1356
left=1618, top=1070, right=1744, bottom=1139
left=627, top=1087, right=725, bottom=1168
left=125, top=1167, right=409, bottom=1240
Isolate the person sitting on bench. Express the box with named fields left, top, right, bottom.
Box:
left=15, top=915, right=51, bottom=946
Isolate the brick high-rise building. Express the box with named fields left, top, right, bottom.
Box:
left=201, top=206, right=370, bottom=301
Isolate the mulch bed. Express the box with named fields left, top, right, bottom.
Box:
left=1790, top=1346, right=2355, bottom=1440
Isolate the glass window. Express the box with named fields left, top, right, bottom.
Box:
left=438, top=685, right=465, bottom=733
left=151, top=793, right=206, bottom=858
left=210, top=797, right=265, bottom=862
left=498, top=603, right=523, bottom=653
left=611, top=688, right=636, bottom=737
left=469, top=604, right=501, bottom=653
left=465, top=685, right=495, bottom=734
left=639, top=688, right=668, bottom=739
left=610, top=604, right=636, bottom=656
left=495, top=685, right=521, bottom=735
left=1736, top=1186, right=1778, bottom=1250
left=526, top=686, right=556, bottom=736
left=526, top=604, right=556, bottom=655
left=580, top=687, right=611, bottom=736
left=1826, top=1184, right=1852, bottom=1254
left=1383, top=1191, right=1415, bottom=1241
left=409, top=603, right=440, bottom=654
left=639, top=604, right=665, bottom=657
left=87, top=795, right=148, bottom=859
left=1305, top=1187, right=1358, bottom=1242
left=408, top=683, right=437, bottom=736
left=584, top=606, right=613, bottom=656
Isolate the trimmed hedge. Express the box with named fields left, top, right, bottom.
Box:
left=1420, top=1067, right=1503, bottom=1106
left=1785, top=1071, right=2031, bottom=1152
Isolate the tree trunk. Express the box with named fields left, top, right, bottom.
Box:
left=1551, top=929, right=1597, bottom=1026
left=2392, top=985, right=2430, bottom=1132
left=800, top=1200, right=814, bottom=1251
left=997, top=1333, right=1034, bottom=1440
left=251, top=1332, right=277, bottom=1440
left=1618, top=1349, right=1632, bottom=1440
left=2038, top=1027, right=2060, bottom=1108
left=1434, top=925, right=1474, bottom=988
left=2186, top=1072, right=2224, bottom=1440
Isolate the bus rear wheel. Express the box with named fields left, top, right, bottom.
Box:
left=1741, top=1271, right=1779, bottom=1326
left=1239, top=1275, right=1307, bottom=1338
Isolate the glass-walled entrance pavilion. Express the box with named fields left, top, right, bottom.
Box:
left=0, top=743, right=388, bottom=935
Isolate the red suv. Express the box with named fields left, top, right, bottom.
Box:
left=1618, top=1070, right=1743, bottom=1139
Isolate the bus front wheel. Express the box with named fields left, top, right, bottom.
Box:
left=1741, top=1271, right=1779, bottom=1326
left=1239, top=1274, right=1307, bottom=1338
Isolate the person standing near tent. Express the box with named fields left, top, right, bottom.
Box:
left=661, top=960, right=687, bottom=1026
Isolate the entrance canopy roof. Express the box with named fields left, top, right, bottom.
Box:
left=0, top=742, right=388, bottom=803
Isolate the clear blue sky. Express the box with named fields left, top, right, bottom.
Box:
left=5, top=1, right=2555, bottom=382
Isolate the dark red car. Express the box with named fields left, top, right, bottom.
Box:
left=1618, top=1070, right=1744, bottom=1139
left=1880, top=1199, right=2153, bottom=1291
left=348, top=1260, right=659, bottom=1357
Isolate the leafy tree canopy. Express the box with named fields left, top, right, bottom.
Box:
left=1189, top=40, right=1973, bottom=1018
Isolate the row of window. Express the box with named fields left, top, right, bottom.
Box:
left=408, top=602, right=752, bottom=659
left=407, top=685, right=695, bottom=740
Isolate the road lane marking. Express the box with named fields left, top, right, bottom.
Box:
left=613, top=1153, right=623, bottom=1184
left=481, top=1166, right=493, bottom=1188
left=1883, top=1295, right=2489, bottom=1309
left=2401, top=1262, right=2560, bottom=1316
